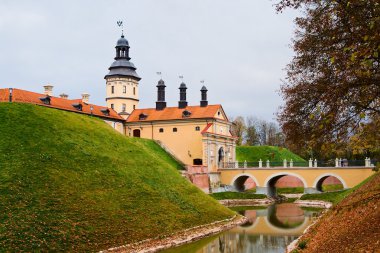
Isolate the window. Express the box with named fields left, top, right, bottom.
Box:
left=111, top=104, right=114, bottom=109
left=122, top=103, right=126, bottom=112
left=193, top=159, right=203, bottom=165
left=218, top=111, right=221, bottom=116
left=133, top=87, right=136, bottom=95
left=133, top=105, right=136, bottom=110
left=139, top=113, right=148, bottom=120
left=111, top=86, right=114, bottom=94
left=72, top=103, right=82, bottom=111
left=159, top=128, right=164, bottom=133
left=195, top=126, right=200, bottom=131
left=173, top=127, right=177, bottom=132
left=123, top=85, right=126, bottom=94
left=100, top=108, right=110, bottom=116
left=182, top=110, right=192, bottom=118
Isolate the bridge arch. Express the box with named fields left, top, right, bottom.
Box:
left=264, top=172, right=307, bottom=197
left=313, top=173, right=347, bottom=192
left=231, top=173, right=260, bottom=192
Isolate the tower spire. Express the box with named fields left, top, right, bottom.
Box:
left=117, top=20, right=124, bottom=36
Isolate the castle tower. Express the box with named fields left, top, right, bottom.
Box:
left=105, top=32, right=141, bottom=118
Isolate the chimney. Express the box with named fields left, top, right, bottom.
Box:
left=43, top=84, right=54, bottom=96
left=178, top=82, right=188, bottom=109
left=156, top=79, right=167, bottom=110
left=9, top=88, right=13, bottom=102
left=81, top=93, right=90, bottom=103
left=59, top=93, right=69, bottom=99
left=200, top=86, right=208, bottom=107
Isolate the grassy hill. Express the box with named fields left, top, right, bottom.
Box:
left=293, top=172, right=380, bottom=252
left=0, top=103, right=234, bottom=252
left=236, top=146, right=305, bottom=162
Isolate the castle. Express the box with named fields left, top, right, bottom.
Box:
left=0, top=32, right=237, bottom=191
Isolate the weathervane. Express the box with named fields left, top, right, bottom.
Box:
left=179, top=75, right=184, bottom=81
left=117, top=20, right=124, bottom=35
left=200, top=80, right=205, bottom=84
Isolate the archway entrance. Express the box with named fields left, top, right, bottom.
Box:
left=315, top=176, right=344, bottom=192
left=133, top=129, right=141, bottom=137
left=266, top=174, right=306, bottom=197
left=233, top=175, right=257, bottom=192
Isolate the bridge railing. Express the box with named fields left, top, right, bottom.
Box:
left=221, top=158, right=376, bottom=169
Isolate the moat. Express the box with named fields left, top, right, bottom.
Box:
left=163, top=203, right=322, bottom=253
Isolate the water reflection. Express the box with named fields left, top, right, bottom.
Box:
left=163, top=204, right=321, bottom=253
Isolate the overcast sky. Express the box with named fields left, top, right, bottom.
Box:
left=0, top=0, right=298, bottom=121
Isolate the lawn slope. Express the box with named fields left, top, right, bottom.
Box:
left=0, top=103, right=234, bottom=252
left=293, top=172, right=380, bottom=252
left=236, top=146, right=305, bottom=162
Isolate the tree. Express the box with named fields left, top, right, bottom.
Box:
left=245, top=117, right=259, bottom=145
left=231, top=116, right=246, bottom=145
left=276, top=0, right=380, bottom=158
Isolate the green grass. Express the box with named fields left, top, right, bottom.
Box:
left=300, top=174, right=377, bottom=205
left=322, top=184, right=344, bottom=192
left=281, top=197, right=298, bottom=203
left=236, top=146, right=305, bottom=162
left=209, top=192, right=266, bottom=200
left=244, top=188, right=257, bottom=193
left=228, top=206, right=267, bottom=212
left=300, top=190, right=350, bottom=205
left=277, top=187, right=305, bottom=194
left=0, top=103, right=234, bottom=252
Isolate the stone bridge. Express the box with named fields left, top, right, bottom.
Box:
left=218, top=166, right=375, bottom=197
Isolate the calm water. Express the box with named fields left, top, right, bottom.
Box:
left=163, top=203, right=321, bottom=253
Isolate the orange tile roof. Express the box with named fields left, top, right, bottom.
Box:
left=0, top=88, right=124, bottom=121
left=127, top=105, right=223, bottom=122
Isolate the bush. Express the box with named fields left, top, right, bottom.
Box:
left=298, top=239, right=308, bottom=249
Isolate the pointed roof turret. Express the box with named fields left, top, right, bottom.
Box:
left=105, top=33, right=141, bottom=80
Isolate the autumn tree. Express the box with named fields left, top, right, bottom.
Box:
left=231, top=116, right=246, bottom=145
left=276, top=0, right=380, bottom=158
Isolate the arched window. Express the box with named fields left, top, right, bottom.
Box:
left=111, top=86, right=114, bottom=94
left=122, top=103, right=126, bottom=112
left=173, top=128, right=177, bottom=132
left=111, top=104, right=114, bottom=109
left=159, top=128, right=164, bottom=133
left=133, top=87, right=136, bottom=95
left=195, top=126, right=200, bottom=131
left=123, top=85, right=126, bottom=94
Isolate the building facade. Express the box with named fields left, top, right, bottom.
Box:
left=104, top=33, right=237, bottom=172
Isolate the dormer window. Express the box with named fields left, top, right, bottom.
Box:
left=72, top=103, right=82, bottom=111
left=182, top=110, right=192, bottom=118
left=100, top=108, right=110, bottom=116
left=39, top=96, right=51, bottom=105
left=139, top=113, right=148, bottom=120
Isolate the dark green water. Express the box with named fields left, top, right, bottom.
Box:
left=163, top=203, right=321, bottom=253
